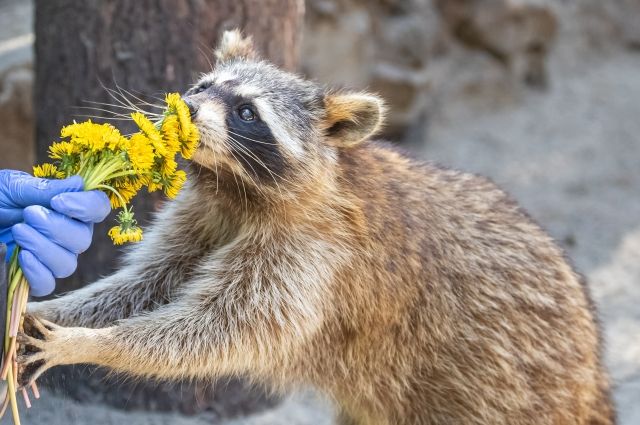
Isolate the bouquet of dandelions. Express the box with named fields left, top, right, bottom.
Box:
left=0, top=93, right=198, bottom=424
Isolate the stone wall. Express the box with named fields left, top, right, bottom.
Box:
left=302, top=0, right=558, bottom=143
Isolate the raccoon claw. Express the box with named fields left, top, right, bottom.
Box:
left=16, top=314, right=61, bottom=387
left=17, top=359, right=46, bottom=389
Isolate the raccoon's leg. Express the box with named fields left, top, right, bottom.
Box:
left=18, top=262, right=327, bottom=386
left=25, top=199, right=218, bottom=327
left=18, top=298, right=264, bottom=385
left=26, top=266, right=168, bottom=328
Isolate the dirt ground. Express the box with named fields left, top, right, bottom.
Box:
left=16, top=39, right=640, bottom=424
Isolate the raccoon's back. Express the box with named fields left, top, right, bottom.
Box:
left=331, top=140, right=613, bottom=424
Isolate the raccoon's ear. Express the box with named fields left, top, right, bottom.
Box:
left=323, top=92, right=386, bottom=147
left=215, top=29, right=258, bottom=63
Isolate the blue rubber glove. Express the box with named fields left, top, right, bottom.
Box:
left=0, top=170, right=111, bottom=296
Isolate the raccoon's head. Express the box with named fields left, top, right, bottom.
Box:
left=183, top=30, right=385, bottom=203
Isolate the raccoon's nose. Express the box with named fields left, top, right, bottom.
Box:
left=183, top=98, right=199, bottom=117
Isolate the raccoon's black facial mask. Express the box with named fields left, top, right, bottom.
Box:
left=196, top=84, right=285, bottom=182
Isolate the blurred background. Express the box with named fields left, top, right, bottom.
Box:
left=0, top=0, right=639, bottom=423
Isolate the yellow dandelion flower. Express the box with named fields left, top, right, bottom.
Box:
left=61, top=121, right=126, bottom=153
left=147, top=178, right=163, bottom=193
left=102, top=125, right=127, bottom=151
left=131, top=112, right=166, bottom=157
left=181, top=122, right=199, bottom=159
left=49, top=141, right=76, bottom=159
left=136, top=174, right=152, bottom=189
left=175, top=98, right=192, bottom=141
left=60, top=120, right=86, bottom=138
left=60, top=122, right=88, bottom=150
left=165, top=93, right=182, bottom=112
left=33, top=163, right=65, bottom=179
left=127, top=133, right=155, bottom=172
left=161, top=114, right=181, bottom=155
left=108, top=225, right=143, bottom=245
left=163, top=92, right=199, bottom=159
left=164, top=169, right=186, bottom=199
left=138, top=172, right=161, bottom=193
left=107, top=180, right=142, bottom=209
left=160, top=156, right=178, bottom=178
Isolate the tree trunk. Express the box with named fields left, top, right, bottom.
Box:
left=35, top=0, right=304, bottom=415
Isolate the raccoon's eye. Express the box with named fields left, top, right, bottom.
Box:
left=192, top=84, right=207, bottom=94
left=238, top=105, right=256, bottom=122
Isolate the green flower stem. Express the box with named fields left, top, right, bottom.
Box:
left=92, top=159, right=123, bottom=183
left=3, top=251, right=25, bottom=425
left=83, top=157, right=125, bottom=190
left=95, top=184, right=129, bottom=212
left=82, top=160, right=111, bottom=188
left=6, top=361, right=19, bottom=425
left=78, top=160, right=104, bottom=189
left=4, top=253, right=18, bottom=352
left=103, top=170, right=137, bottom=181
left=76, top=154, right=92, bottom=177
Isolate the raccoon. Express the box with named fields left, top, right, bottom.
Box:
left=21, top=30, right=614, bottom=425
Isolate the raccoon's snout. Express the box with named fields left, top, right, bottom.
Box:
left=183, top=97, right=199, bottom=117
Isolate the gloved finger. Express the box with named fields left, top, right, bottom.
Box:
left=0, top=207, right=24, bottom=228
left=11, top=223, right=77, bottom=279
left=23, top=205, right=93, bottom=254
left=50, top=190, right=111, bottom=223
left=5, top=174, right=83, bottom=208
left=18, top=250, right=56, bottom=297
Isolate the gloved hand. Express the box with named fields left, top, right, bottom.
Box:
left=0, top=170, right=111, bottom=296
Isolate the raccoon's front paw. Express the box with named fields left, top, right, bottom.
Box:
left=16, top=315, right=79, bottom=387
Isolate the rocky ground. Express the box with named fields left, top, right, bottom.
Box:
left=3, top=0, right=640, bottom=423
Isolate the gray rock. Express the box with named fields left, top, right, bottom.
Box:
left=302, top=0, right=558, bottom=142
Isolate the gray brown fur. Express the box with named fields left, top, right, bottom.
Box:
left=21, top=30, right=614, bottom=425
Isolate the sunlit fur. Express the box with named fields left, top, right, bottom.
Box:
left=24, top=30, right=614, bottom=424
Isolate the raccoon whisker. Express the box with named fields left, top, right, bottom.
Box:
left=102, top=87, right=152, bottom=116
left=82, top=100, right=147, bottom=111
left=218, top=140, right=247, bottom=208
left=73, top=106, right=139, bottom=119
left=103, top=85, right=163, bottom=118
left=229, top=150, right=287, bottom=203
left=202, top=129, right=220, bottom=194
left=73, top=114, right=139, bottom=122
left=226, top=141, right=267, bottom=201
left=81, top=101, right=164, bottom=116
left=98, top=80, right=142, bottom=112
left=225, top=139, right=272, bottom=200
left=227, top=146, right=264, bottom=194
left=227, top=137, right=289, bottom=199
left=226, top=129, right=279, bottom=146
left=226, top=134, right=293, bottom=200
left=202, top=129, right=219, bottom=194
left=112, top=83, right=166, bottom=111
left=128, top=88, right=168, bottom=105
left=225, top=147, right=250, bottom=210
